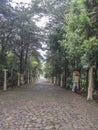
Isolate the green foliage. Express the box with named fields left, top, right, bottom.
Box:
left=46, top=0, right=98, bottom=90
left=44, top=63, right=52, bottom=78
left=45, top=27, right=66, bottom=78
left=0, top=0, right=45, bottom=87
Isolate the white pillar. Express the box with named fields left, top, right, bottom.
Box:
left=3, top=69, right=8, bottom=91
left=57, top=76, right=59, bottom=85
left=20, top=74, right=24, bottom=85
left=60, top=74, right=63, bottom=87
left=87, top=66, right=94, bottom=100
left=17, top=72, right=20, bottom=86
left=54, top=77, right=56, bottom=85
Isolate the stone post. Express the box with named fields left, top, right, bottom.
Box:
left=57, top=75, right=59, bottom=85
left=3, top=69, right=8, bottom=91
left=60, top=74, right=63, bottom=87
left=54, top=76, right=56, bottom=85
left=17, top=72, right=20, bottom=87
left=20, top=74, right=24, bottom=85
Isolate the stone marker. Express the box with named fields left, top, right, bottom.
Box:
left=3, top=69, right=8, bottom=91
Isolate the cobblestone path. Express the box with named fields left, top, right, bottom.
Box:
left=0, top=78, right=98, bottom=130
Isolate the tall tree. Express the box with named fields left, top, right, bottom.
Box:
left=0, top=0, right=44, bottom=87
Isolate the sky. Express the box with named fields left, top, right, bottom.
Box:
left=12, top=0, right=49, bottom=28
left=12, top=0, right=31, bottom=4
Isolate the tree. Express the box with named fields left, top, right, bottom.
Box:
left=83, top=0, right=98, bottom=100
left=0, top=0, right=14, bottom=67
left=60, top=0, right=98, bottom=100
left=44, top=0, right=71, bottom=87
left=9, top=4, right=42, bottom=85
left=0, top=0, right=44, bottom=87
left=45, top=27, right=67, bottom=87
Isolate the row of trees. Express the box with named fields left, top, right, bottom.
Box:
left=1, top=0, right=98, bottom=100
left=0, top=0, right=44, bottom=88
left=44, top=0, right=98, bottom=100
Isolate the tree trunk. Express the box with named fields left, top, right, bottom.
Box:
left=30, top=72, right=32, bottom=83
left=56, top=75, right=57, bottom=85
left=94, top=68, right=98, bottom=90
left=19, top=50, right=24, bottom=85
left=20, top=73, right=24, bottom=85
left=86, top=69, right=89, bottom=92
left=3, top=69, right=8, bottom=91
left=28, top=70, right=30, bottom=84
left=63, top=67, right=66, bottom=88
left=87, top=65, right=94, bottom=100
left=52, top=77, right=54, bottom=83
left=56, top=75, right=58, bottom=85
left=0, top=39, right=6, bottom=65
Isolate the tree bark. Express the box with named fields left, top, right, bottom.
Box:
left=86, top=69, right=89, bottom=92
left=28, top=70, right=30, bottom=84
left=94, top=68, right=98, bottom=90
left=63, top=67, right=66, bottom=88
left=19, top=49, right=25, bottom=85
left=56, top=75, right=59, bottom=85
left=87, top=65, right=95, bottom=100
left=3, top=69, right=8, bottom=91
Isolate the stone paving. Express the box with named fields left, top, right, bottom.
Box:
left=0, top=78, right=98, bottom=130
